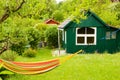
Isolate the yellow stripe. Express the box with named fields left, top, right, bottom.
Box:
left=3, top=60, right=59, bottom=71
left=3, top=62, right=59, bottom=74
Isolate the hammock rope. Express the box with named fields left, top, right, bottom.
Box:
left=0, top=50, right=82, bottom=75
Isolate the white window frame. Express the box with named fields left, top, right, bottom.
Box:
left=76, top=27, right=96, bottom=45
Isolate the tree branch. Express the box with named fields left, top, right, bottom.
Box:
left=0, top=46, right=8, bottom=54
left=0, top=39, right=9, bottom=54
left=0, top=0, right=25, bottom=24
left=0, top=7, right=10, bottom=24
left=12, top=0, right=25, bottom=12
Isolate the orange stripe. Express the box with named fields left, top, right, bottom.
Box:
left=3, top=61, right=59, bottom=74
left=0, top=59, right=2, bottom=63
left=3, top=60, right=60, bottom=71
left=27, top=62, right=59, bottom=71
left=11, top=59, right=59, bottom=67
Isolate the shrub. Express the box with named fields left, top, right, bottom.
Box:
left=22, top=48, right=37, bottom=58
left=34, top=23, right=48, bottom=42
left=45, top=26, right=59, bottom=48
left=10, top=29, right=28, bottom=55
left=0, top=50, right=17, bottom=61
left=27, top=28, right=41, bottom=49
left=52, top=10, right=64, bottom=22
left=0, top=63, right=14, bottom=80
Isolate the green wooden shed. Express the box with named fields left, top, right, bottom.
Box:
left=59, top=10, right=120, bottom=53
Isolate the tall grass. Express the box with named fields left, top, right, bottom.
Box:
left=5, top=50, right=120, bottom=80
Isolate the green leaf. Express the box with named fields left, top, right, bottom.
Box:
left=0, top=63, right=3, bottom=69
left=0, top=77, right=2, bottom=80
left=0, top=70, right=14, bottom=75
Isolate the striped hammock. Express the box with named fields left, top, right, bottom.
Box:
left=0, top=50, right=81, bottom=75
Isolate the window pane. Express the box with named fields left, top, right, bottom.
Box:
left=77, top=37, right=85, bottom=43
left=77, top=28, right=85, bottom=34
left=87, top=37, right=94, bottom=44
left=86, top=27, right=95, bottom=34
left=106, top=32, right=110, bottom=39
left=111, top=32, right=116, bottom=39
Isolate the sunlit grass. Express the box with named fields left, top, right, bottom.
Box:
left=5, top=50, right=120, bottom=80
left=15, top=48, right=53, bottom=62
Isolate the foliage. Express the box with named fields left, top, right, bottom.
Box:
left=34, top=23, right=48, bottom=42
left=45, top=26, right=58, bottom=48
left=22, top=48, right=37, bottom=58
left=52, top=10, right=64, bottom=22
left=27, top=28, right=41, bottom=49
left=0, top=50, right=17, bottom=61
left=0, top=64, right=14, bottom=80
left=0, top=17, right=40, bottom=54
left=16, top=0, right=57, bottom=19
left=10, top=28, right=28, bottom=55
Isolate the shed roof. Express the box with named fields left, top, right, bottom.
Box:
left=58, top=19, right=71, bottom=29
left=45, top=19, right=59, bottom=25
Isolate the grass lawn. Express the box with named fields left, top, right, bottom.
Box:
left=4, top=48, right=120, bottom=80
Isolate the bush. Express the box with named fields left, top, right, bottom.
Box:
left=27, top=28, right=41, bottom=49
left=10, top=28, right=28, bottom=55
left=0, top=50, right=17, bottom=61
left=34, top=23, right=48, bottom=42
left=22, top=48, right=37, bottom=58
left=45, top=26, right=59, bottom=48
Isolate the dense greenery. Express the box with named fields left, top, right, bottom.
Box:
left=22, top=48, right=37, bottom=57
left=0, top=50, right=17, bottom=61
left=45, top=26, right=58, bottom=48
left=0, top=64, right=14, bottom=80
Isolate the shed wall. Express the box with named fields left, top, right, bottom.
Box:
left=62, top=14, right=119, bottom=53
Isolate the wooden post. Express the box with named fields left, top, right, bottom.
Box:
left=58, top=28, right=60, bottom=56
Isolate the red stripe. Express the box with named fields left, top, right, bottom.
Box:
left=12, top=59, right=59, bottom=67
left=4, top=61, right=59, bottom=72
left=27, top=62, right=59, bottom=71
left=0, top=59, right=2, bottom=63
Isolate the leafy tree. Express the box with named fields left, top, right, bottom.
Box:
left=27, top=28, right=41, bottom=49
left=10, top=29, right=27, bottom=55
left=34, top=23, right=48, bottom=42
left=0, top=0, right=25, bottom=23
left=52, top=10, right=64, bottom=22
left=45, top=26, right=58, bottom=48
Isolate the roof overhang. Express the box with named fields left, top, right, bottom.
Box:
left=58, top=19, right=71, bottom=29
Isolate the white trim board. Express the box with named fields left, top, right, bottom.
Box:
left=76, top=27, right=97, bottom=45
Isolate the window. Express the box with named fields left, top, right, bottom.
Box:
left=111, top=32, right=116, bottom=39
left=106, top=32, right=110, bottom=40
left=106, top=31, right=116, bottom=40
left=76, top=27, right=96, bottom=45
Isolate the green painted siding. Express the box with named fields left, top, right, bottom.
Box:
left=117, top=31, right=120, bottom=51
left=78, top=15, right=104, bottom=27
left=61, top=11, right=120, bottom=53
